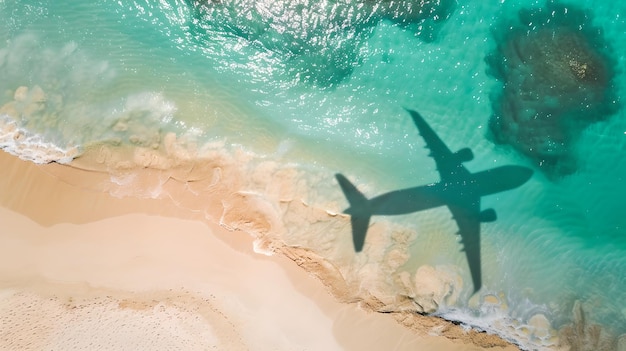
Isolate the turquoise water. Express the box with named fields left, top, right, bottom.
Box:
left=1, top=0, right=625, bottom=349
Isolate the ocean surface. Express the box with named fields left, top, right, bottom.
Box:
left=1, top=0, right=625, bottom=349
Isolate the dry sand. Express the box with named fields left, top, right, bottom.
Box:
left=0, top=150, right=519, bottom=350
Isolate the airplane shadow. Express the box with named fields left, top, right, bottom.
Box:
left=336, top=109, right=533, bottom=293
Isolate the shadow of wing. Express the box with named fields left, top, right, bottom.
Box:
left=336, top=173, right=372, bottom=252
left=405, top=109, right=464, bottom=180
left=448, top=204, right=482, bottom=293
left=350, top=214, right=371, bottom=252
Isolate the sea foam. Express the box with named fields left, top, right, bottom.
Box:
left=0, top=86, right=79, bottom=164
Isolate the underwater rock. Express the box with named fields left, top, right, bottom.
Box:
left=559, top=300, right=617, bottom=351
left=367, top=0, right=456, bottom=41
left=485, top=2, right=619, bottom=177
left=1, top=85, right=50, bottom=123
left=411, top=265, right=461, bottom=313
left=189, top=0, right=454, bottom=86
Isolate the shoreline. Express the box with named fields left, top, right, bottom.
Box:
left=0, top=148, right=519, bottom=350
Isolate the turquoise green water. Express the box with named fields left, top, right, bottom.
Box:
left=1, top=0, right=625, bottom=349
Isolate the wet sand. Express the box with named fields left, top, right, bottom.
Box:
left=0, top=150, right=519, bottom=350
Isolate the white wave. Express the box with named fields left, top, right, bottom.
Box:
left=0, top=115, right=79, bottom=164
left=436, top=297, right=559, bottom=351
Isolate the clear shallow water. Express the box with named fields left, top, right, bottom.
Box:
left=1, top=0, right=625, bottom=349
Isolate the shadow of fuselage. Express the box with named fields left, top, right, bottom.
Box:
left=336, top=110, right=533, bottom=293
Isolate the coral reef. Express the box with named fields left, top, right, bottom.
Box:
left=188, top=0, right=455, bottom=86
left=485, top=1, right=619, bottom=177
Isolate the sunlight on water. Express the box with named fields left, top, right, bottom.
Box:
left=1, top=0, right=626, bottom=349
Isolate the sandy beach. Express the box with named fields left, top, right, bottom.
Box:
left=0, top=148, right=519, bottom=350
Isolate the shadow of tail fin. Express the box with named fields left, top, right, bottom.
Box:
left=335, top=174, right=371, bottom=252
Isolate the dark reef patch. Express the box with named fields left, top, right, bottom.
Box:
left=485, top=1, right=619, bottom=178
left=187, top=0, right=455, bottom=87
left=367, top=0, right=456, bottom=42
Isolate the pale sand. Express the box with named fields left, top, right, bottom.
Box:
left=0, top=150, right=518, bottom=350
